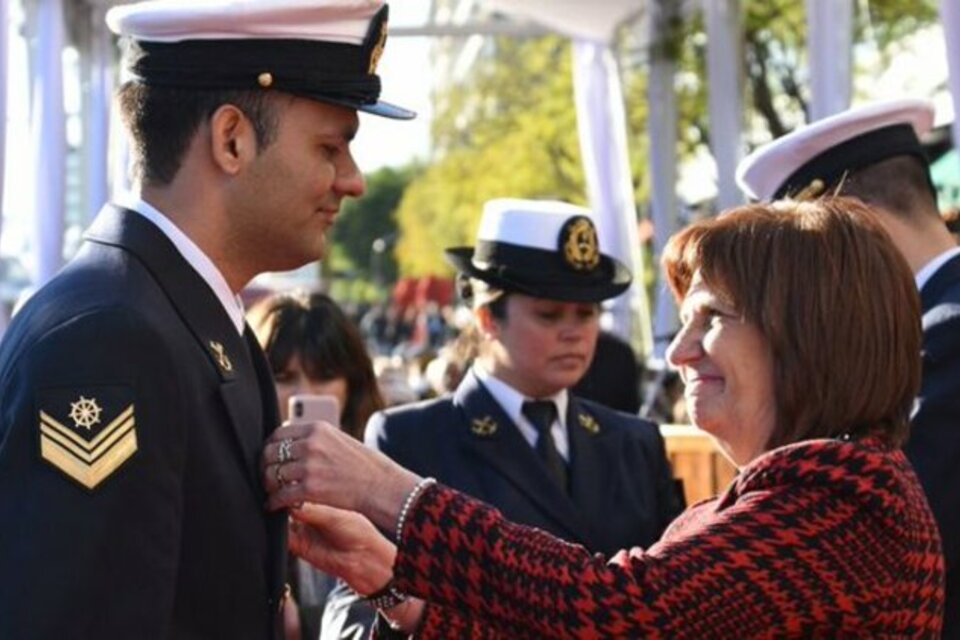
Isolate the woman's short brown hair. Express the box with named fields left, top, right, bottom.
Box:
left=249, top=291, right=384, bottom=440
left=662, top=197, right=921, bottom=448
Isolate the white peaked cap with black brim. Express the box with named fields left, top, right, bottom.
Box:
left=106, top=0, right=415, bottom=120
left=737, top=98, right=935, bottom=202
left=445, top=199, right=632, bottom=304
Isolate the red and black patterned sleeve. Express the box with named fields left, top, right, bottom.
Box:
left=390, top=443, right=944, bottom=639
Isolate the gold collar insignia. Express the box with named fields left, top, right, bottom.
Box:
left=471, top=416, right=498, bottom=437
left=578, top=413, right=600, bottom=434
left=209, top=340, right=233, bottom=373
left=560, top=216, right=601, bottom=271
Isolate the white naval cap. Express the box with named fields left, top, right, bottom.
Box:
left=444, top=199, right=632, bottom=303
left=106, top=0, right=414, bottom=120
left=736, top=98, right=935, bottom=201
left=106, top=0, right=382, bottom=44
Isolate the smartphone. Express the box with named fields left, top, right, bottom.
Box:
left=288, top=394, right=340, bottom=427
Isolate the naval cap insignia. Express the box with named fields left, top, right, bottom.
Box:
left=560, top=216, right=601, bottom=272
left=209, top=341, right=233, bottom=373
left=578, top=413, right=600, bottom=434
left=368, top=19, right=388, bottom=74
left=791, top=178, right=826, bottom=201
left=471, top=416, right=498, bottom=437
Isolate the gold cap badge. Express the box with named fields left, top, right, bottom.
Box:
left=560, top=216, right=601, bottom=272
left=791, top=178, right=826, bottom=201
left=368, top=19, right=388, bottom=74
left=471, top=416, right=498, bottom=437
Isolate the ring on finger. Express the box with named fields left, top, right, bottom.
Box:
left=278, top=438, right=294, bottom=464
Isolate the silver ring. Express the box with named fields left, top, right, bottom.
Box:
left=278, top=438, right=293, bottom=464
left=275, top=463, right=286, bottom=487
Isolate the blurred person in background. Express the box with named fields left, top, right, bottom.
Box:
left=314, top=198, right=684, bottom=637
left=251, top=291, right=385, bottom=440
left=571, top=329, right=642, bottom=414
left=265, top=198, right=943, bottom=637
left=250, top=290, right=385, bottom=638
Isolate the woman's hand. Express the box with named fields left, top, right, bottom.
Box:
left=290, top=504, right=427, bottom=633
left=262, top=421, right=420, bottom=530
left=288, top=503, right=395, bottom=595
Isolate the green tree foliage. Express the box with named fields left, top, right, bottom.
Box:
left=396, top=0, right=940, bottom=277
left=327, top=163, right=420, bottom=285
left=394, top=35, right=586, bottom=277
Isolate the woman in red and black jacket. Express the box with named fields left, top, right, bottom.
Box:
left=264, top=198, right=945, bottom=638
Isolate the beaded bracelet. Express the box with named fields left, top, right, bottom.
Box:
left=362, top=582, right=407, bottom=611
left=395, top=476, right=437, bottom=544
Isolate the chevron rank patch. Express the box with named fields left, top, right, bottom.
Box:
left=37, top=386, right=137, bottom=490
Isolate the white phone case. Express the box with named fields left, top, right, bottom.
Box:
left=288, top=394, right=340, bottom=426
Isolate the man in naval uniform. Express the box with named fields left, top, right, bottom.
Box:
left=0, top=1, right=412, bottom=637
left=737, top=98, right=960, bottom=638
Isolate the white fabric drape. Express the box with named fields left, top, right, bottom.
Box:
left=482, top=0, right=641, bottom=43
left=28, top=0, right=67, bottom=286
left=647, top=0, right=679, bottom=361
left=941, top=0, right=960, bottom=150
left=573, top=41, right=650, bottom=347
left=705, top=0, right=743, bottom=211
left=81, top=3, right=112, bottom=223
left=806, top=0, right=852, bottom=120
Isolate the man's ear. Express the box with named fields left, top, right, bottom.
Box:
left=208, top=104, right=255, bottom=175
left=474, top=304, right=499, bottom=339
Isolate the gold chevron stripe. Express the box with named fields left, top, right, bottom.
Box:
left=41, top=417, right=134, bottom=464
left=40, top=429, right=138, bottom=490
left=40, top=405, right=134, bottom=451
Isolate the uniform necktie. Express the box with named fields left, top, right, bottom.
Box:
left=521, top=400, right=567, bottom=492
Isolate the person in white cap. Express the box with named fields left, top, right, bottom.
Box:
left=0, top=1, right=411, bottom=638
left=290, top=199, right=684, bottom=637
left=737, top=97, right=960, bottom=637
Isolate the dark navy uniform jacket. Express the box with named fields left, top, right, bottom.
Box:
left=322, top=369, right=684, bottom=637
left=907, top=251, right=960, bottom=638
left=0, top=206, right=286, bottom=639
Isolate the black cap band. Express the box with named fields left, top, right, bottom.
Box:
left=774, top=123, right=933, bottom=199
left=127, top=38, right=382, bottom=106
left=473, top=240, right=618, bottom=287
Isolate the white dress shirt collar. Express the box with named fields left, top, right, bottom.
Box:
left=474, top=364, right=570, bottom=460
left=916, top=247, right=960, bottom=293
left=118, top=194, right=246, bottom=334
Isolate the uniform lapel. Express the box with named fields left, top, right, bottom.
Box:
left=244, top=325, right=288, bottom=607
left=566, top=397, right=620, bottom=529
left=84, top=205, right=266, bottom=496
left=455, top=372, right=593, bottom=542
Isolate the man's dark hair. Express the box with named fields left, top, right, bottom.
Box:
left=838, top=155, right=939, bottom=223
left=116, top=82, right=282, bottom=185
